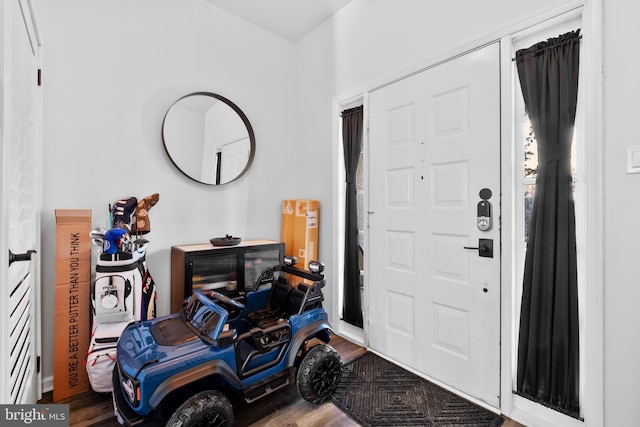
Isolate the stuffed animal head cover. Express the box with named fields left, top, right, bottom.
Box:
left=131, top=193, right=159, bottom=235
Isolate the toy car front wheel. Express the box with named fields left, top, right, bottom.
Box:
left=166, top=390, right=233, bottom=427
left=296, top=344, right=342, bottom=404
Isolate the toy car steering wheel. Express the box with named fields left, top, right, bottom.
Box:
left=209, top=291, right=246, bottom=310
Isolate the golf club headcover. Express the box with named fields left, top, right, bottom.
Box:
left=103, top=228, right=128, bottom=254
left=131, top=193, right=159, bottom=235
left=112, top=197, right=138, bottom=230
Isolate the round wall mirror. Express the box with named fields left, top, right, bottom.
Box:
left=162, top=92, right=255, bottom=185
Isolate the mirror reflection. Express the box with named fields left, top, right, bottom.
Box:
left=162, top=92, right=255, bottom=185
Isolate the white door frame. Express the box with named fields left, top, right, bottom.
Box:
left=332, top=1, right=603, bottom=425
left=0, top=0, right=43, bottom=403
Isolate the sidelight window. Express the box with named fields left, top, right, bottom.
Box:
left=519, top=117, right=577, bottom=242
left=512, top=14, right=585, bottom=422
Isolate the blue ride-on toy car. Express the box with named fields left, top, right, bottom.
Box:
left=112, top=257, right=342, bottom=426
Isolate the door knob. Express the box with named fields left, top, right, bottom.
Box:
left=9, top=249, right=37, bottom=266
left=463, top=239, right=493, bottom=258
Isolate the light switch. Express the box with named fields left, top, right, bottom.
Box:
left=627, top=146, right=640, bottom=173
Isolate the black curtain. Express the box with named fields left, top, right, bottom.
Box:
left=515, top=30, right=581, bottom=417
left=342, top=106, right=364, bottom=328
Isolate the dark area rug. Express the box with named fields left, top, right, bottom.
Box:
left=332, top=352, right=504, bottom=427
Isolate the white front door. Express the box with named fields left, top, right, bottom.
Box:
left=368, top=42, right=501, bottom=407
left=1, top=0, right=42, bottom=403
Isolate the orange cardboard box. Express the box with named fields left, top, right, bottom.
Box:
left=281, top=200, right=319, bottom=275
left=53, top=209, right=91, bottom=401
left=53, top=288, right=90, bottom=401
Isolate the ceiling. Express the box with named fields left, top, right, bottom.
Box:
left=204, top=0, right=353, bottom=42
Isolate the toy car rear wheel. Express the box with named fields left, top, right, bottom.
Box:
left=166, top=390, right=233, bottom=427
left=296, top=344, right=342, bottom=404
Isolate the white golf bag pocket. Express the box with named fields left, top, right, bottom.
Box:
left=86, top=322, right=128, bottom=393
left=92, top=274, right=134, bottom=324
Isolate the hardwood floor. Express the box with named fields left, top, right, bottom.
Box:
left=39, top=335, right=524, bottom=426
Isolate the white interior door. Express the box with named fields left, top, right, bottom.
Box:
left=219, top=137, right=250, bottom=184
left=368, top=42, right=501, bottom=407
left=1, top=0, right=42, bottom=404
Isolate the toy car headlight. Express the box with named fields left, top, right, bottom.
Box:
left=308, top=261, right=324, bottom=274
left=283, top=255, right=298, bottom=266
left=122, top=376, right=140, bottom=405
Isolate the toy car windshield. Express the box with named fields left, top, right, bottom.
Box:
left=181, top=290, right=228, bottom=341
left=184, top=297, right=219, bottom=335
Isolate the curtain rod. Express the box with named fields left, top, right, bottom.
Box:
left=511, top=34, right=582, bottom=62
left=341, top=105, right=363, bottom=116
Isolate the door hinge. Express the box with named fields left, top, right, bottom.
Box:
left=37, top=356, right=41, bottom=373
left=37, top=69, right=42, bottom=86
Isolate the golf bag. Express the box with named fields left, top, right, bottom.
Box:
left=91, top=247, right=156, bottom=324
left=87, top=243, right=157, bottom=392
left=86, top=322, right=128, bottom=393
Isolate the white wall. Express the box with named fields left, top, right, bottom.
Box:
left=165, top=103, right=205, bottom=179
left=602, top=0, right=640, bottom=425
left=33, top=0, right=298, bottom=386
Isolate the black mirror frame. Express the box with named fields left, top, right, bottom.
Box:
left=161, top=91, right=256, bottom=185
